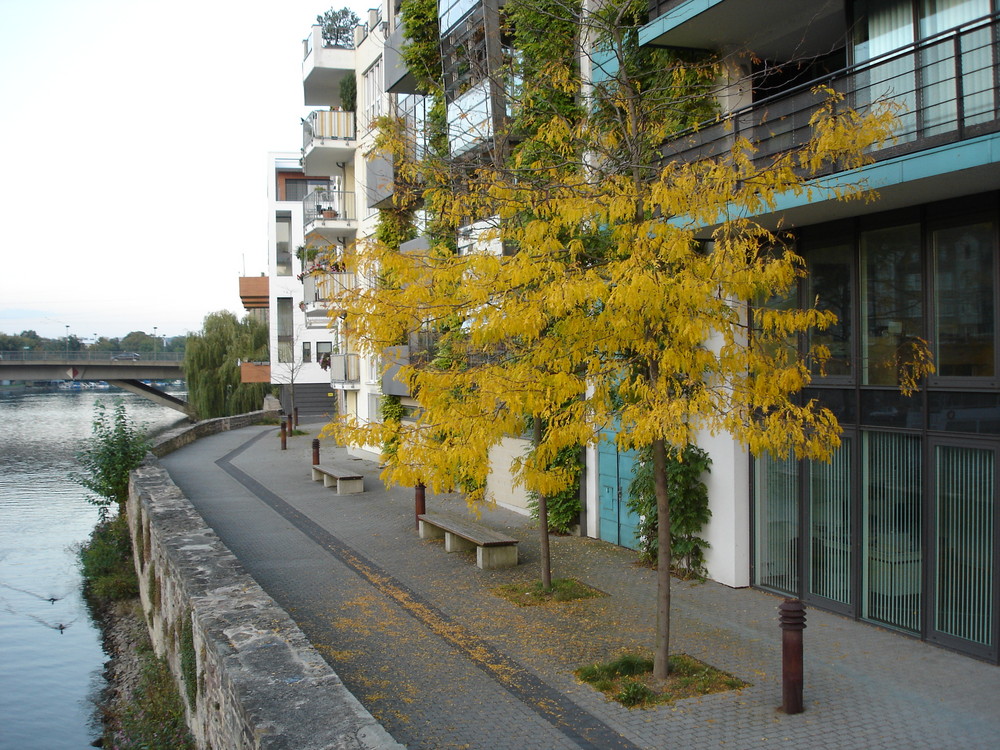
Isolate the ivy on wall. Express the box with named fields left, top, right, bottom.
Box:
left=627, top=443, right=712, bottom=579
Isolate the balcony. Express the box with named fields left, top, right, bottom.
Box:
left=642, top=1, right=847, bottom=61
left=302, top=110, right=357, bottom=175
left=662, top=15, right=1000, bottom=184
left=238, top=276, right=268, bottom=311
left=448, top=80, right=493, bottom=158
left=302, top=25, right=355, bottom=107
left=381, top=345, right=410, bottom=396
left=301, top=269, right=357, bottom=328
left=303, top=188, right=358, bottom=240
left=384, top=21, right=420, bottom=94
left=327, top=353, right=360, bottom=385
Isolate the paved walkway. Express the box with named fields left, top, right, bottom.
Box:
left=159, top=423, right=1000, bottom=749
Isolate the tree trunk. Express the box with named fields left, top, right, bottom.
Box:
left=533, top=417, right=552, bottom=590
left=651, top=437, right=672, bottom=680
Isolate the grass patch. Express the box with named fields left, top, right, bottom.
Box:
left=110, top=635, right=195, bottom=749
left=276, top=428, right=310, bottom=437
left=493, top=577, right=604, bottom=606
left=576, top=652, right=747, bottom=708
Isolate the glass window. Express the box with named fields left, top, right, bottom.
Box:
left=932, top=221, right=995, bottom=377
left=753, top=454, right=800, bottom=594
left=861, top=224, right=923, bottom=386
left=860, top=389, right=924, bottom=428
left=276, top=214, right=293, bottom=276
left=803, top=388, right=857, bottom=423
left=805, top=242, right=854, bottom=377
left=929, top=391, right=1000, bottom=434
left=302, top=341, right=312, bottom=363
left=932, top=444, right=995, bottom=648
left=862, top=431, right=922, bottom=633
left=809, top=439, right=853, bottom=605
left=363, top=58, right=383, bottom=127
left=277, top=298, right=294, bottom=364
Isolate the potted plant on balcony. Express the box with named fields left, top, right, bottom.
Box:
left=315, top=188, right=339, bottom=219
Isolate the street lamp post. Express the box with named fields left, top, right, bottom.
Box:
left=153, top=326, right=158, bottom=358
left=65, top=325, right=69, bottom=358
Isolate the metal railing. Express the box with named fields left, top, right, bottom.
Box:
left=662, top=14, right=1000, bottom=172
left=302, top=270, right=356, bottom=305
left=327, top=353, right=360, bottom=383
left=302, top=109, right=356, bottom=152
left=0, top=350, right=184, bottom=362
left=303, top=189, right=358, bottom=224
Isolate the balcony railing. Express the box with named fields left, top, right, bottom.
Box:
left=302, top=109, right=356, bottom=151
left=327, top=353, right=360, bottom=384
left=302, top=269, right=356, bottom=302
left=663, top=14, right=1000, bottom=173
left=303, top=189, right=357, bottom=224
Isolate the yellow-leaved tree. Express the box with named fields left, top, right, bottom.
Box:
left=327, top=0, right=922, bottom=678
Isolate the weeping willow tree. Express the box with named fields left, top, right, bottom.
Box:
left=183, top=311, right=270, bottom=419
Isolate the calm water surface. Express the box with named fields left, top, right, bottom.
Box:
left=0, top=387, right=187, bottom=748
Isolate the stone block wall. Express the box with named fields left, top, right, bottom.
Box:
left=128, top=413, right=402, bottom=750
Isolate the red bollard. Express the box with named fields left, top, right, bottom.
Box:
left=414, top=482, right=426, bottom=529
left=280, top=420, right=287, bottom=451
left=294, top=406, right=299, bottom=427
left=778, top=598, right=806, bottom=714
left=312, top=438, right=320, bottom=466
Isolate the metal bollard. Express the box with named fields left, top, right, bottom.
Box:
left=286, top=413, right=293, bottom=436
left=312, top=438, right=320, bottom=466
left=294, top=406, right=299, bottom=427
left=280, top=420, right=287, bottom=451
left=778, top=598, right=806, bottom=714
left=414, top=482, right=426, bottom=529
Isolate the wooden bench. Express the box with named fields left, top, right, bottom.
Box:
left=310, top=464, right=364, bottom=495
left=417, top=512, right=519, bottom=570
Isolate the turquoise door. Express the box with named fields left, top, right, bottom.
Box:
left=597, top=436, right=641, bottom=549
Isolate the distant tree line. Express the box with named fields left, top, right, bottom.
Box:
left=0, top=329, right=186, bottom=353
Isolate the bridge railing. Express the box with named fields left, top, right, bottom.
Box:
left=0, top=351, right=185, bottom=363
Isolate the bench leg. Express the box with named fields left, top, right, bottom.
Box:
left=322, top=474, right=337, bottom=489
left=444, top=532, right=475, bottom=553
left=311, top=467, right=323, bottom=481
left=478, top=545, right=518, bottom=570
left=336, top=478, right=364, bottom=494
left=419, top=520, right=445, bottom=541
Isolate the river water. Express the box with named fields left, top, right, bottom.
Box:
left=0, top=386, right=187, bottom=748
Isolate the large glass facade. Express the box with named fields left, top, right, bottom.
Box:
left=753, top=196, right=999, bottom=661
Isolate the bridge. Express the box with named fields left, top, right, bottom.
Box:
left=0, top=351, right=193, bottom=418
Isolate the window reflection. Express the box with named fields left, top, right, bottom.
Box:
left=806, top=243, right=853, bottom=376
left=933, top=221, right=995, bottom=377
left=861, top=224, right=923, bottom=386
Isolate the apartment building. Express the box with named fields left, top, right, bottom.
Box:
left=299, top=0, right=999, bottom=661
left=625, top=0, right=1000, bottom=662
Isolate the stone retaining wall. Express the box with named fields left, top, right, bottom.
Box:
left=128, top=412, right=402, bottom=750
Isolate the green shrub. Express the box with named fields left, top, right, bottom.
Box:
left=527, top=445, right=582, bottom=534
left=79, top=514, right=138, bottom=605
left=626, top=443, right=712, bottom=577
left=74, top=399, right=150, bottom=514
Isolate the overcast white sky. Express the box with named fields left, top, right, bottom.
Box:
left=0, top=0, right=374, bottom=341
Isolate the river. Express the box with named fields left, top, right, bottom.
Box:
left=0, top=385, right=188, bottom=748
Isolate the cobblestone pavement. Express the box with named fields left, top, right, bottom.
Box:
left=160, top=424, right=1000, bottom=749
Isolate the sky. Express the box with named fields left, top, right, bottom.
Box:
left=0, top=0, right=375, bottom=342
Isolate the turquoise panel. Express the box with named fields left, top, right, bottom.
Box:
left=597, top=434, right=642, bottom=550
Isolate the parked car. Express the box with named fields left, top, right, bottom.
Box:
left=111, top=352, right=141, bottom=361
